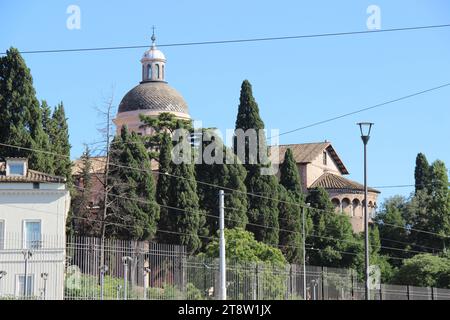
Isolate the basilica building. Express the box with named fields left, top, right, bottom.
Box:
left=73, top=34, right=379, bottom=234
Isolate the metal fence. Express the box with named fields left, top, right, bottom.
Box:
left=1, top=234, right=450, bottom=300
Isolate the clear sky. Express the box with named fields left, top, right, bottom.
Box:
left=1, top=0, right=449, bottom=203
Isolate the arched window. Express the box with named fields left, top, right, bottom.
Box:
left=155, top=64, right=160, bottom=79
left=331, top=198, right=341, bottom=213
left=342, top=198, right=351, bottom=215
left=352, top=199, right=360, bottom=217
left=147, top=64, right=152, bottom=80
left=162, top=65, right=165, bottom=79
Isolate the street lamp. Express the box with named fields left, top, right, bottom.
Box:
left=122, top=256, right=133, bottom=300
left=357, top=122, right=374, bottom=301
left=143, top=267, right=151, bottom=300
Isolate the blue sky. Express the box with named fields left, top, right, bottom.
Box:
left=1, top=0, right=449, bottom=203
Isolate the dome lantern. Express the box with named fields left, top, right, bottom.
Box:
left=141, top=28, right=166, bottom=82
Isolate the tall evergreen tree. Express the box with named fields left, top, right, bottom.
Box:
left=71, top=146, right=99, bottom=236
left=163, top=125, right=206, bottom=253
left=156, top=132, right=173, bottom=242
left=106, top=126, right=159, bottom=240
left=196, top=129, right=248, bottom=239
left=234, top=80, right=279, bottom=245
left=415, top=153, right=431, bottom=193
left=0, top=47, right=51, bottom=171
left=50, top=103, right=71, bottom=181
left=278, top=148, right=308, bottom=263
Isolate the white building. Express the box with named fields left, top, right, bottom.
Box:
left=0, top=158, right=70, bottom=300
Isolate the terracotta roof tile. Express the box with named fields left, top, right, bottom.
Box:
left=309, top=172, right=379, bottom=193
left=0, top=169, right=65, bottom=183
left=269, top=142, right=349, bottom=175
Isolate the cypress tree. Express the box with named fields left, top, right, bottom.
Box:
left=234, top=80, right=279, bottom=245
left=0, top=47, right=51, bottom=171
left=107, top=126, right=160, bottom=240
left=278, top=148, right=307, bottom=263
left=50, top=103, right=71, bottom=181
left=196, top=129, right=248, bottom=239
left=415, top=153, right=431, bottom=193
left=164, top=125, right=205, bottom=254
left=156, top=132, right=173, bottom=242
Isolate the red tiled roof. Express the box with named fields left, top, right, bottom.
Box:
left=269, top=142, right=349, bottom=175
left=0, top=169, right=65, bottom=183
left=309, top=172, right=379, bottom=193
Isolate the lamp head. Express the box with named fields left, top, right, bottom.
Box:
left=357, top=122, right=374, bottom=144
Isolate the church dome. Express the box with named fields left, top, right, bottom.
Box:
left=118, top=81, right=189, bottom=114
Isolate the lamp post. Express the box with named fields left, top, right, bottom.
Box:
left=122, top=256, right=132, bottom=300
left=99, top=265, right=108, bottom=300
left=143, top=267, right=151, bottom=300
left=357, top=122, right=374, bottom=301
left=22, top=249, right=33, bottom=299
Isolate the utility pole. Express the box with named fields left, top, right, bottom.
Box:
left=219, top=190, right=226, bottom=300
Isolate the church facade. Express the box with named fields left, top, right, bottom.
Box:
left=73, top=34, right=379, bottom=234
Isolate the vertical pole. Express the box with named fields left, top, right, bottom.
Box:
left=302, top=206, right=307, bottom=300
left=100, top=269, right=105, bottom=300
left=363, top=141, right=370, bottom=301
left=123, top=260, right=128, bottom=300
left=219, top=190, right=226, bottom=300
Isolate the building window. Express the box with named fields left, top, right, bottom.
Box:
left=0, top=220, right=4, bottom=249
left=162, top=65, right=165, bottom=79
left=23, top=221, right=41, bottom=249
left=17, top=274, right=34, bottom=297
left=323, top=151, right=327, bottom=166
left=155, top=64, right=160, bottom=79
left=9, top=163, right=25, bottom=175
left=33, top=182, right=40, bottom=189
left=147, top=64, right=152, bottom=80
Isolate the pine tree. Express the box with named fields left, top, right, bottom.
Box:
left=278, top=148, right=307, bottom=263
left=162, top=124, right=205, bottom=253
left=234, top=80, right=279, bottom=245
left=196, top=129, right=248, bottom=239
left=415, top=153, right=431, bottom=193
left=0, top=47, right=51, bottom=171
left=106, top=126, right=160, bottom=240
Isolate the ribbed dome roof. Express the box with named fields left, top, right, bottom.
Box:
left=118, top=81, right=189, bottom=114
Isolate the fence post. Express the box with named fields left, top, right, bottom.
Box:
left=406, top=285, right=410, bottom=300
left=321, top=266, right=326, bottom=301
left=379, top=284, right=383, bottom=301
left=431, top=287, right=435, bottom=301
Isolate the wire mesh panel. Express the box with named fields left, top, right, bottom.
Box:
left=409, top=286, right=431, bottom=300
left=381, top=284, right=409, bottom=300
left=433, top=288, right=450, bottom=300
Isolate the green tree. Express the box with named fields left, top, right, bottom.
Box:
left=156, top=132, right=173, bottom=242
left=70, top=146, right=99, bottom=236
left=278, top=148, right=308, bottom=264
left=375, top=196, right=411, bottom=267
left=106, top=126, right=160, bottom=240
left=196, top=129, right=248, bottom=239
left=393, top=253, right=450, bottom=287
left=0, top=48, right=55, bottom=172
left=415, top=153, right=431, bottom=194
left=50, top=103, right=72, bottom=181
left=306, top=187, right=358, bottom=268
left=163, top=126, right=206, bottom=253
left=203, top=228, right=286, bottom=265
left=234, top=80, right=279, bottom=245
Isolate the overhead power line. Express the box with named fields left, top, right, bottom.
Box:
left=2, top=23, right=450, bottom=55
left=1, top=140, right=449, bottom=241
